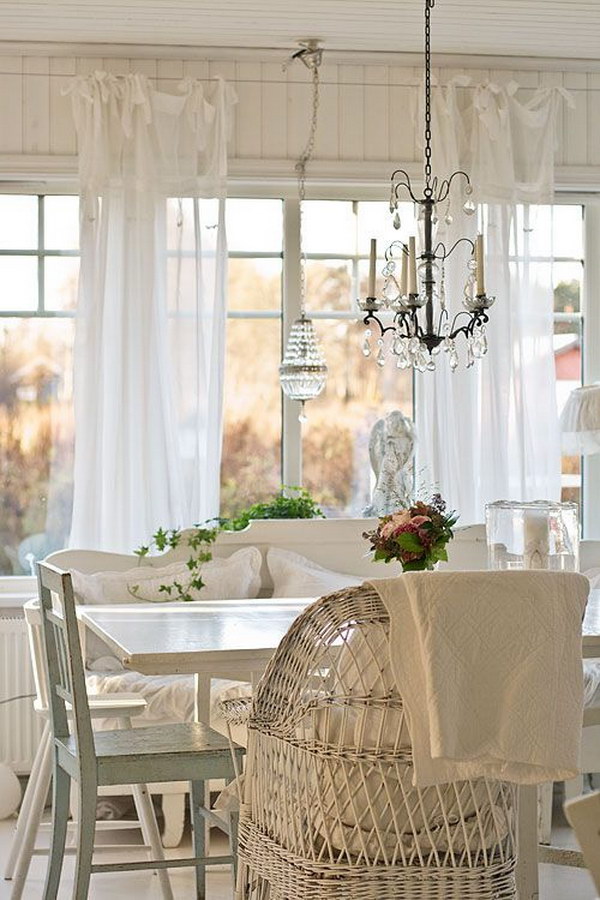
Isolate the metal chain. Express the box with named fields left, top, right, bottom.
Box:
left=424, top=0, right=434, bottom=194
left=296, top=58, right=321, bottom=313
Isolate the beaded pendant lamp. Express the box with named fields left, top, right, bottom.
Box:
left=279, top=41, right=328, bottom=422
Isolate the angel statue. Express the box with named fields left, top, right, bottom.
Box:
left=363, top=410, right=416, bottom=517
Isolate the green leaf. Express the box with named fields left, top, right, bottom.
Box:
left=402, top=559, right=429, bottom=572
left=396, top=532, right=423, bottom=553
left=134, top=546, right=149, bottom=558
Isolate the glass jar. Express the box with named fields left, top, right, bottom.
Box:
left=485, top=500, right=579, bottom=572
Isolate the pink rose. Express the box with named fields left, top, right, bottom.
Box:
left=410, top=515, right=431, bottom=527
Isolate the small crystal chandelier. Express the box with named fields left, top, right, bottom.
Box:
left=279, top=41, right=327, bottom=421
left=358, top=0, right=495, bottom=373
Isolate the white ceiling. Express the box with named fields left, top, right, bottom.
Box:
left=1, top=1, right=599, bottom=61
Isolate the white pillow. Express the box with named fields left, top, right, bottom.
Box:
left=267, top=547, right=362, bottom=598
left=71, top=546, right=263, bottom=606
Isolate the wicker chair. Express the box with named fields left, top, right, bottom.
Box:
left=237, top=585, right=517, bottom=900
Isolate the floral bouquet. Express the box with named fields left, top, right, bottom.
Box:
left=364, top=493, right=458, bottom=572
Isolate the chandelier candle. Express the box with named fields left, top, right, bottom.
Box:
left=476, top=233, right=485, bottom=296
left=357, top=0, right=495, bottom=372
left=368, top=238, right=377, bottom=297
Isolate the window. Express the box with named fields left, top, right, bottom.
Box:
left=0, top=194, right=79, bottom=575
left=218, top=198, right=415, bottom=519
left=0, top=192, right=589, bottom=578
left=220, top=199, right=284, bottom=518
left=301, top=200, right=413, bottom=515
left=547, top=205, right=584, bottom=505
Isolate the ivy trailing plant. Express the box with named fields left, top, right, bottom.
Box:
left=130, top=525, right=219, bottom=603
left=130, top=486, right=323, bottom=602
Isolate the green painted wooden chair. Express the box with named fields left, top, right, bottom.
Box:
left=36, top=560, right=244, bottom=900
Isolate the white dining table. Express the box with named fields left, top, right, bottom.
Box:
left=77, top=597, right=312, bottom=723
left=78, top=590, right=600, bottom=900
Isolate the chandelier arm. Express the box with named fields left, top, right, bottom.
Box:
left=363, top=313, right=397, bottom=337
left=436, top=170, right=472, bottom=204
left=385, top=240, right=408, bottom=262
left=433, top=240, right=447, bottom=258
left=445, top=236, right=476, bottom=259
left=437, top=306, right=449, bottom=334
left=448, top=309, right=490, bottom=339
left=393, top=178, right=420, bottom=205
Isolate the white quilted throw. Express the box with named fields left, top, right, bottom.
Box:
left=369, top=570, right=589, bottom=787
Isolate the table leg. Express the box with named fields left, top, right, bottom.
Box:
left=194, top=674, right=212, bottom=854
left=516, top=785, right=539, bottom=900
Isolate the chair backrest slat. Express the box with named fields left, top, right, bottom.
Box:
left=37, top=562, right=95, bottom=763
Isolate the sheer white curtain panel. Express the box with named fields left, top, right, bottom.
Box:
left=415, top=80, right=570, bottom=523
left=67, top=73, right=235, bottom=551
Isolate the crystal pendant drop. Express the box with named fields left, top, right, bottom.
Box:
left=393, top=212, right=401, bottom=230
left=463, top=198, right=476, bottom=215
left=362, top=336, right=371, bottom=357
left=466, top=338, right=475, bottom=368
left=376, top=338, right=385, bottom=367
left=279, top=315, right=327, bottom=401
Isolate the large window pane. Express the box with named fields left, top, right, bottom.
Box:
left=226, top=199, right=283, bottom=253
left=553, top=205, right=583, bottom=260
left=45, top=257, right=79, bottom=311
left=305, top=259, right=352, bottom=312
left=45, top=195, right=80, bottom=250
left=302, top=201, right=355, bottom=255
left=228, top=258, right=282, bottom=312
left=553, top=261, right=582, bottom=314
left=302, top=318, right=413, bottom=516
left=0, top=257, right=38, bottom=311
left=221, top=318, right=282, bottom=517
left=0, top=318, right=74, bottom=575
left=0, top=195, right=37, bottom=250
left=555, top=316, right=581, bottom=507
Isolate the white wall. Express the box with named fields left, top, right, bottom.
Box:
left=0, top=45, right=599, bottom=188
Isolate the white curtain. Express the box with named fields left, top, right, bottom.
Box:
left=67, top=73, right=235, bottom=551
left=416, top=79, right=570, bottom=523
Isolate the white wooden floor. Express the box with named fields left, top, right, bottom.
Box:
left=0, top=811, right=597, bottom=899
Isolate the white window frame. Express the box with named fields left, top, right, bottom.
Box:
left=2, top=185, right=599, bottom=600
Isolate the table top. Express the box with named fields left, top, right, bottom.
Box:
left=78, top=589, right=600, bottom=676
left=79, top=597, right=312, bottom=675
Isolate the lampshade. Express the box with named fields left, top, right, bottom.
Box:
left=560, top=384, right=600, bottom=455
left=279, top=315, right=327, bottom=403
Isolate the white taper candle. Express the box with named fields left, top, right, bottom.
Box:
left=476, top=233, right=485, bottom=296
left=368, top=238, right=377, bottom=297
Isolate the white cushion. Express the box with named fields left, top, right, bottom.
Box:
left=72, top=546, right=262, bottom=606
left=267, top=547, right=362, bottom=598
left=73, top=547, right=262, bottom=665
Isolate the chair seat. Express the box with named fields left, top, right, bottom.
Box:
left=58, top=721, right=243, bottom=786
left=35, top=692, right=147, bottom=720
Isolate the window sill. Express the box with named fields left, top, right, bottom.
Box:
left=0, top=576, right=36, bottom=609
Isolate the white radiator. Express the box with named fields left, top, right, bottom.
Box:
left=0, top=615, right=44, bottom=774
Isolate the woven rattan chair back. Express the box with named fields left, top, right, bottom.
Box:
left=237, top=585, right=517, bottom=900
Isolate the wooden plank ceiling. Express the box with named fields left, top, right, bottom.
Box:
left=0, top=1, right=599, bottom=60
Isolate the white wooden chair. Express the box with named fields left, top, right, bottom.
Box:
left=564, top=791, right=600, bottom=893
left=237, top=584, right=518, bottom=899
left=4, top=599, right=160, bottom=900
left=36, top=561, right=244, bottom=900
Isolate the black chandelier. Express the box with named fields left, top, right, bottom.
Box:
left=359, top=0, right=495, bottom=372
